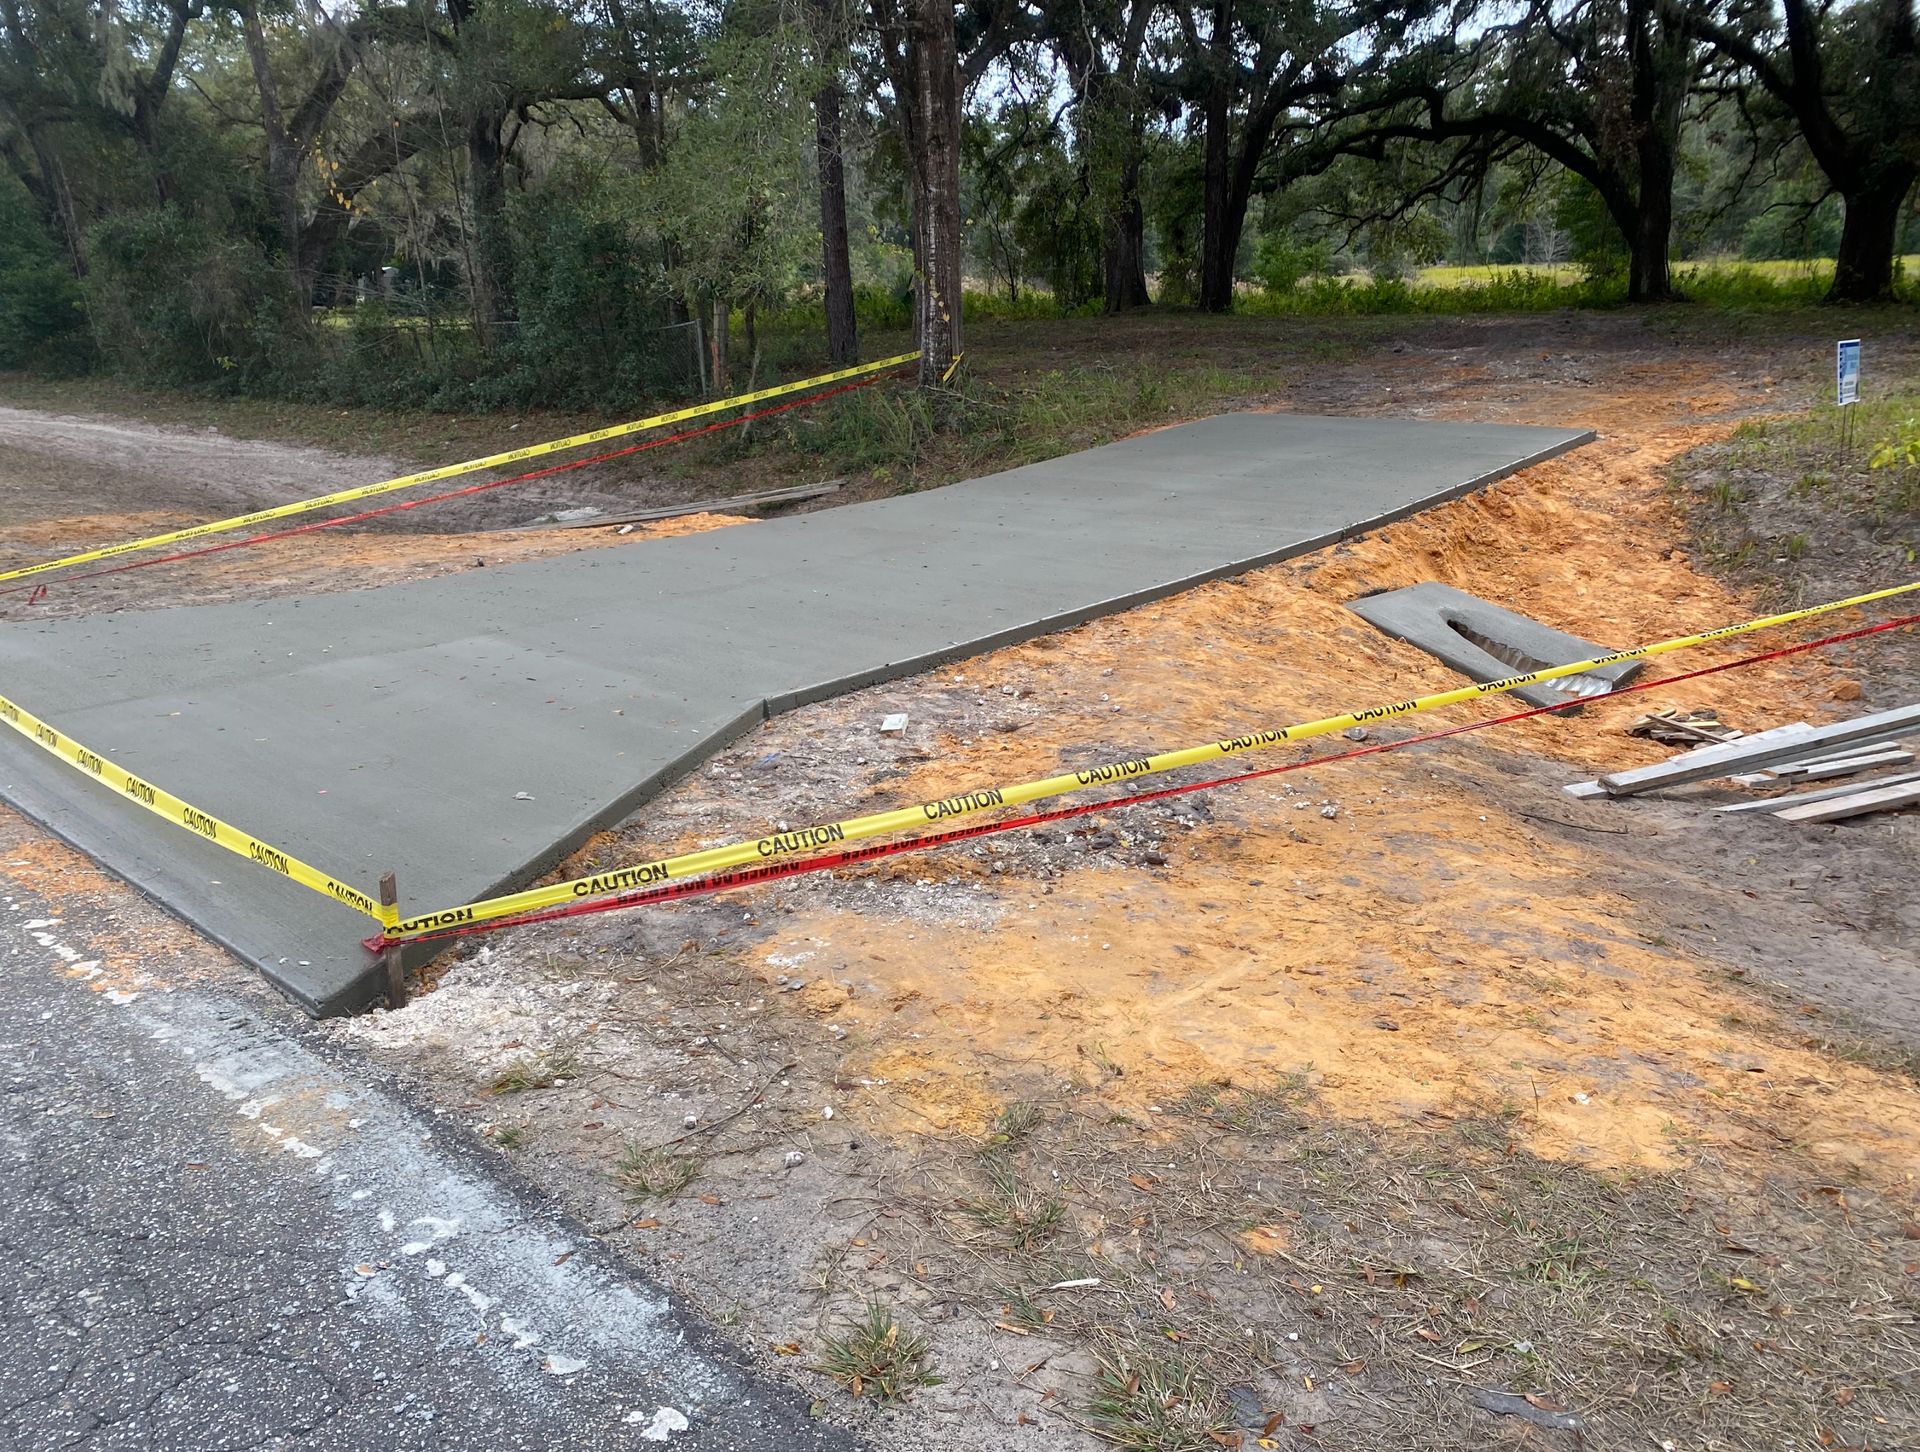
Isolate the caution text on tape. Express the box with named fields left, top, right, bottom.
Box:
left=383, top=575, right=1920, bottom=939
left=0, top=690, right=389, bottom=925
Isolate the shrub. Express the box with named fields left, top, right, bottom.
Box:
left=0, top=175, right=92, bottom=372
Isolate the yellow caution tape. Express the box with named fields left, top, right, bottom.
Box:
left=0, top=688, right=390, bottom=926
left=0, top=351, right=921, bottom=587
left=1, top=544, right=1911, bottom=944
left=385, top=575, right=1920, bottom=939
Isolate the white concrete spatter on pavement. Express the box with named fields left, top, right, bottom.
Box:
left=5, top=896, right=728, bottom=1433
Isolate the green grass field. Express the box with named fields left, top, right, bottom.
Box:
left=1421, top=257, right=1920, bottom=289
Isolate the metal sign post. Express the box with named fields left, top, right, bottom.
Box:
left=1837, top=338, right=1861, bottom=451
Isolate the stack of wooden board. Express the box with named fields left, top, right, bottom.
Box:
left=1564, top=702, right=1920, bottom=822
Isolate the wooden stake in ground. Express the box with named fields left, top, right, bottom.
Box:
left=380, top=871, right=406, bottom=1009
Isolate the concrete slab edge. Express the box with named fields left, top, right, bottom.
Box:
left=374, top=426, right=1598, bottom=1007
left=6, top=426, right=1595, bottom=1017
left=767, top=428, right=1599, bottom=718
left=0, top=772, right=355, bottom=1016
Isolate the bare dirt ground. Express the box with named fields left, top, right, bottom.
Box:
left=0, top=308, right=1904, bottom=620
left=5, top=310, right=1920, bottom=1452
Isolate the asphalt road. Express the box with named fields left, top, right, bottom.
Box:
left=0, top=877, right=860, bottom=1451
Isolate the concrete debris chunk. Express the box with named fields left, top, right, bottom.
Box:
left=630, top=1405, right=690, bottom=1439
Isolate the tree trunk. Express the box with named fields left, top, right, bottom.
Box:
left=1831, top=174, right=1916, bottom=301
left=1103, top=181, right=1150, bottom=311
left=1198, top=0, right=1234, bottom=313
left=909, top=0, right=961, bottom=382
left=23, top=124, right=86, bottom=278
left=1099, top=0, right=1155, bottom=311
left=1685, top=0, right=1915, bottom=304
left=1213, top=112, right=1280, bottom=307
left=130, top=0, right=195, bottom=203
left=467, top=110, right=516, bottom=336
left=1624, top=0, right=1685, bottom=303
left=815, top=77, right=859, bottom=363
left=1627, top=149, right=1674, bottom=302
left=237, top=0, right=310, bottom=305
left=237, top=0, right=362, bottom=312
left=710, top=297, right=731, bottom=391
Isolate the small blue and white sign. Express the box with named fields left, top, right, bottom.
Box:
left=1837, top=338, right=1861, bottom=407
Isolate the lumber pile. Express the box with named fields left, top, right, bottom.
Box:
left=1624, top=707, right=1741, bottom=745
left=1564, top=701, right=1920, bottom=824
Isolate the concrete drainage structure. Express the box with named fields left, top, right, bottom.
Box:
left=1345, top=581, right=1642, bottom=709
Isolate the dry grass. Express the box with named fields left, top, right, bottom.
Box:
left=814, top=1300, right=942, bottom=1404
left=990, top=1100, right=1046, bottom=1145
left=1079, top=1341, right=1236, bottom=1451
left=612, top=1143, right=700, bottom=1200
left=961, top=1152, right=1068, bottom=1251
left=486, top=1046, right=580, bottom=1094
left=803, top=1073, right=1920, bottom=1448
left=490, top=1120, right=529, bottom=1150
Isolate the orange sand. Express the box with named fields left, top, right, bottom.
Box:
left=737, top=402, right=1919, bottom=1185
left=0, top=509, right=748, bottom=606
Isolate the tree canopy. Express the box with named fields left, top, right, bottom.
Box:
left=0, top=0, right=1914, bottom=399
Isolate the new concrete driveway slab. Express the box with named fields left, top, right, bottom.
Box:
left=0, top=412, right=1589, bottom=1014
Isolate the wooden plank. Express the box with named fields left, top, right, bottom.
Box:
left=1770, top=739, right=1914, bottom=771
left=1564, top=721, right=1812, bottom=797
left=1715, top=769, right=1920, bottom=814
left=1594, top=705, right=1920, bottom=796
left=1727, top=743, right=1910, bottom=785
left=1771, top=779, right=1920, bottom=823
left=1772, top=747, right=1915, bottom=782
left=543, top=479, right=844, bottom=530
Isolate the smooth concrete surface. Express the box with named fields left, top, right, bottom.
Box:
left=0, top=412, right=1590, bottom=1014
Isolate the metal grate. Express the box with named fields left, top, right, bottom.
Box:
left=1448, top=621, right=1616, bottom=698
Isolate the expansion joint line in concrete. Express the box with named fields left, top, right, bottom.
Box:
left=0, top=350, right=921, bottom=588
left=375, top=606, right=1920, bottom=949
left=382, top=576, right=1920, bottom=941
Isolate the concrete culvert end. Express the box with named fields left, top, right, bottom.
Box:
left=1345, top=581, right=1643, bottom=711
